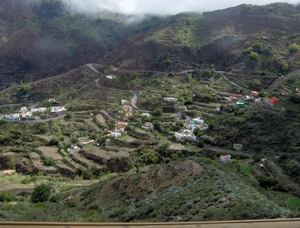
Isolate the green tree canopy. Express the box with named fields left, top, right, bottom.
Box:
left=31, top=184, right=52, bottom=203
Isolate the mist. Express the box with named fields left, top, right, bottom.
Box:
left=62, top=0, right=300, bottom=15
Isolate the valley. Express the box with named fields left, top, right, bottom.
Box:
left=0, top=0, right=300, bottom=223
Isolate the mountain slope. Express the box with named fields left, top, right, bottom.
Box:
left=99, top=3, right=300, bottom=75
left=0, top=0, right=166, bottom=85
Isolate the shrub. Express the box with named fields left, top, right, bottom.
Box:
left=44, top=157, right=54, bottom=166
left=0, top=191, right=13, bottom=202
left=168, top=71, right=175, bottom=77
left=243, top=47, right=253, bottom=54
left=68, top=199, right=76, bottom=208
left=249, top=51, right=259, bottom=60
left=289, top=43, right=300, bottom=53
left=49, top=138, right=59, bottom=145
left=31, top=184, right=52, bottom=203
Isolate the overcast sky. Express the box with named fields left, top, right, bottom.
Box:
left=63, top=0, right=300, bottom=15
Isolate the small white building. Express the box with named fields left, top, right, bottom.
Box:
left=163, top=97, right=178, bottom=102
left=115, top=122, right=128, bottom=132
left=122, top=105, right=133, bottom=117
left=141, top=122, right=153, bottom=130
left=106, top=74, right=116, bottom=79
left=31, top=107, right=47, bottom=114
left=220, top=154, right=231, bottom=163
left=20, top=107, right=28, bottom=113
left=110, top=132, right=122, bottom=138
left=51, top=106, right=67, bottom=116
left=141, top=113, right=150, bottom=118
left=67, top=145, right=80, bottom=154
left=174, top=129, right=197, bottom=141
left=121, top=99, right=128, bottom=105
left=82, top=139, right=94, bottom=146
left=192, top=117, right=204, bottom=125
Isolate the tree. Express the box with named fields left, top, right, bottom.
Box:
left=76, top=166, right=85, bottom=176
left=152, top=108, right=163, bottom=116
left=19, top=84, right=31, bottom=95
left=31, top=184, right=52, bottom=203
left=181, top=113, right=186, bottom=119
left=49, top=137, right=59, bottom=145
left=0, top=191, right=13, bottom=202
left=7, top=159, right=16, bottom=170
left=176, top=121, right=184, bottom=127
left=193, top=128, right=204, bottom=138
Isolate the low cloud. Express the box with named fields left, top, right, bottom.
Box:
left=63, top=0, right=300, bottom=15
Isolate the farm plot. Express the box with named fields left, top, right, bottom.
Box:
left=71, top=152, right=102, bottom=169
left=38, top=146, right=62, bottom=160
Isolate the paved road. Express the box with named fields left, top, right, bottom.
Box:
left=86, top=64, right=99, bottom=73
left=94, top=79, right=139, bottom=109
left=1, top=219, right=300, bottom=228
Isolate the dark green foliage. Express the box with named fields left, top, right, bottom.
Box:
left=193, top=128, right=204, bottom=138
left=68, top=199, right=76, bottom=208
left=19, top=84, right=31, bottom=94
left=76, top=166, right=85, bottom=176
left=176, top=121, right=184, bottom=127
left=226, top=202, right=252, bottom=220
left=289, top=94, right=300, bottom=104
left=0, top=191, right=13, bottom=202
left=49, top=137, right=59, bottom=145
left=152, top=108, right=163, bottom=116
left=44, top=157, right=54, bottom=166
left=31, top=184, right=52, bottom=203
left=64, top=112, right=73, bottom=120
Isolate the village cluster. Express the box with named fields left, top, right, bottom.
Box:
left=2, top=99, right=67, bottom=121
left=222, top=90, right=282, bottom=108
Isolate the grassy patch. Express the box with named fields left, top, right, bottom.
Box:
left=60, top=185, right=78, bottom=191
left=288, top=198, right=300, bottom=209
left=241, top=166, right=252, bottom=175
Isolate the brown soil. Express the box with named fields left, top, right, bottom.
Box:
left=38, top=147, right=62, bottom=160
left=78, top=160, right=203, bottom=208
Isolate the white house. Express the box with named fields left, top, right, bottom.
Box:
left=51, top=106, right=67, bottom=116
left=163, top=97, right=178, bottom=102
left=192, top=117, right=204, bottom=125
left=141, top=113, right=150, bottom=118
left=174, top=129, right=196, bottom=141
left=106, top=74, right=116, bottom=79
left=20, top=107, right=28, bottom=113
left=141, top=122, right=153, bottom=130
left=110, top=131, right=122, bottom=138
left=4, top=114, right=20, bottom=121
left=220, top=154, right=231, bottom=163
left=82, top=139, right=95, bottom=146
left=188, top=117, right=208, bottom=132
left=122, top=105, right=133, bottom=117
left=115, top=122, right=128, bottom=132
left=121, top=99, right=128, bottom=105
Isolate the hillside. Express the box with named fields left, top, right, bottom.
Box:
left=99, top=3, right=300, bottom=75
left=0, top=0, right=167, bottom=86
